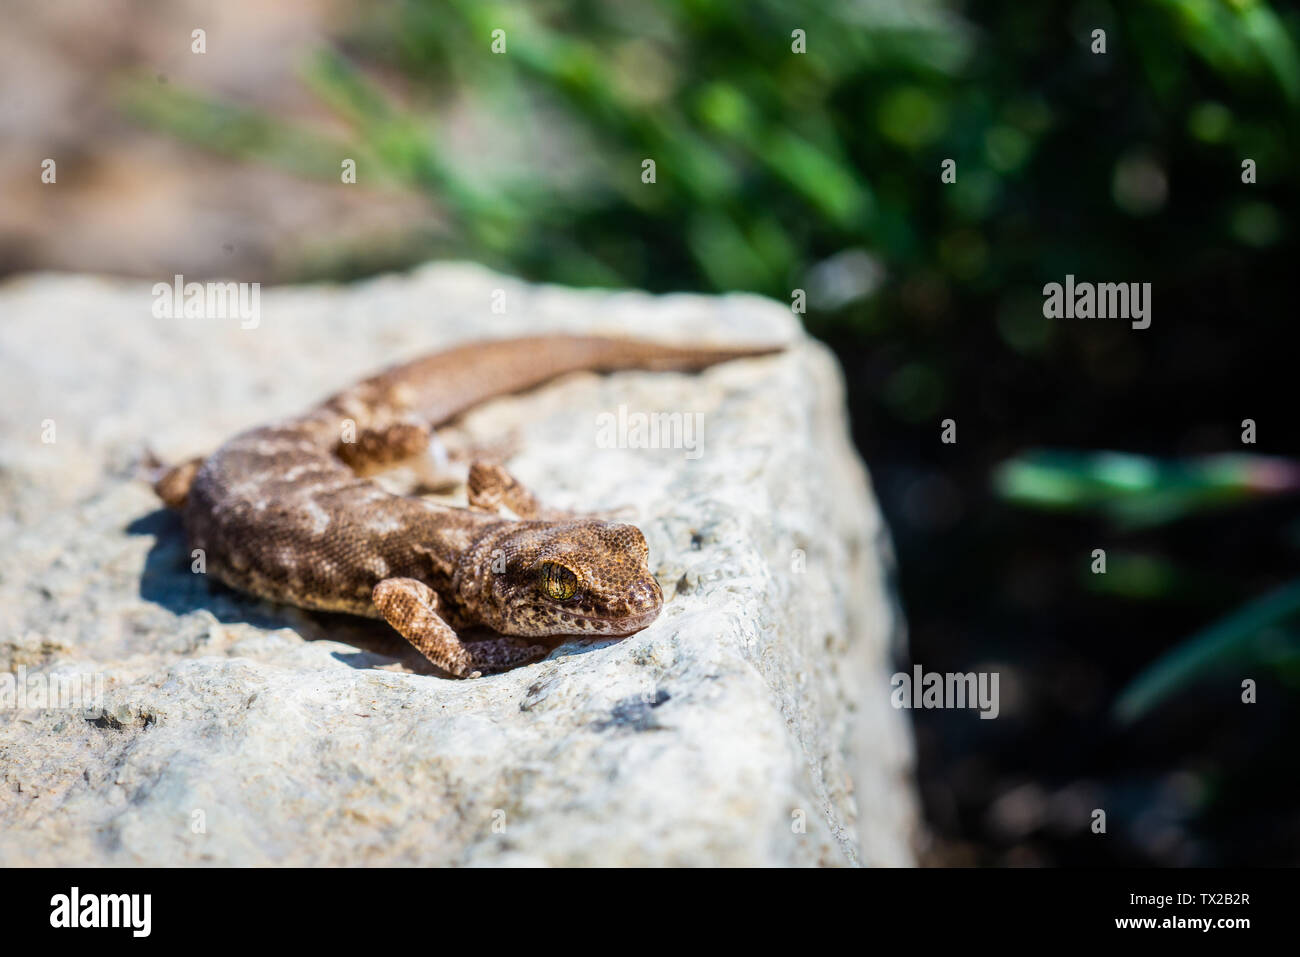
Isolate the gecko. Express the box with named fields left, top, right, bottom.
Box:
left=154, top=334, right=781, bottom=677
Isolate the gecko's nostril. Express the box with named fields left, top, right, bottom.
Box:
left=630, top=579, right=663, bottom=614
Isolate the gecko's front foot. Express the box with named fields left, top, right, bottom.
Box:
left=372, top=577, right=547, bottom=678
left=467, top=461, right=634, bottom=522
left=463, top=636, right=549, bottom=675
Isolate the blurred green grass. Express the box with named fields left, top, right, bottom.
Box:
left=120, top=0, right=1298, bottom=300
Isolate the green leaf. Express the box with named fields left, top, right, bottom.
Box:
left=1114, top=580, right=1300, bottom=724
left=993, top=451, right=1300, bottom=528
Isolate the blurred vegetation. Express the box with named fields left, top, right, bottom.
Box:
left=995, top=450, right=1300, bottom=720
left=121, top=0, right=1299, bottom=304
left=1116, top=579, right=1300, bottom=722
left=994, top=450, right=1300, bottom=528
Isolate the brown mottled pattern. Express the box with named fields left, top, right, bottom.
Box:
left=161, top=335, right=781, bottom=677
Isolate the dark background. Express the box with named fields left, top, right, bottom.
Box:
left=3, top=0, right=1297, bottom=864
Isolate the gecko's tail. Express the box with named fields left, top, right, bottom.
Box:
left=339, top=333, right=789, bottom=431
left=584, top=336, right=788, bottom=374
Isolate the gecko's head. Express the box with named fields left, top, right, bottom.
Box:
left=475, top=520, right=663, bottom=638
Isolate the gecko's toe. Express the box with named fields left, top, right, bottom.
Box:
left=465, top=637, right=548, bottom=674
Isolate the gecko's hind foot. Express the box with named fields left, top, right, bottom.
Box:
left=153, top=456, right=205, bottom=510
left=337, top=420, right=433, bottom=475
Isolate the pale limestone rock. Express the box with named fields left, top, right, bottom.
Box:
left=0, top=263, right=917, bottom=866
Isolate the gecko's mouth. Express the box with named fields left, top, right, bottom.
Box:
left=564, top=607, right=661, bottom=637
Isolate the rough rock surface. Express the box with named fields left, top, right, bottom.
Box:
left=0, top=263, right=917, bottom=866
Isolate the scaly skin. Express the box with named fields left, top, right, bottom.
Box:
left=156, top=335, right=781, bottom=677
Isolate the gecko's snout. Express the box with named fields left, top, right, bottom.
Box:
left=609, top=572, right=664, bottom=635
left=566, top=521, right=663, bottom=636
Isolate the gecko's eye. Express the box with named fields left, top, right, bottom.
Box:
left=539, top=561, right=579, bottom=601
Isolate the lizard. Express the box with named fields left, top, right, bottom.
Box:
left=153, top=334, right=782, bottom=677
